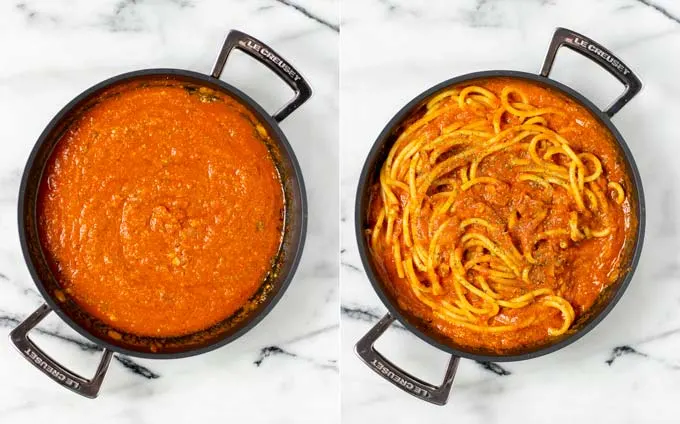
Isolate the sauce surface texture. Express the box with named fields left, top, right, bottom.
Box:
left=368, top=78, right=636, bottom=354
left=39, top=81, right=284, bottom=337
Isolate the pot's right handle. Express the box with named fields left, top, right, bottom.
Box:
left=540, top=27, right=642, bottom=117
left=355, top=313, right=460, bottom=406
left=9, top=304, right=113, bottom=398
left=211, top=30, right=312, bottom=123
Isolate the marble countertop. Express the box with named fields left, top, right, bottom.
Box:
left=340, top=0, right=680, bottom=422
left=3, top=0, right=680, bottom=421
left=0, top=0, right=338, bottom=422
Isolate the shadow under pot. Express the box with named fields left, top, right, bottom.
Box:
left=12, top=30, right=311, bottom=398
left=354, top=27, right=645, bottom=405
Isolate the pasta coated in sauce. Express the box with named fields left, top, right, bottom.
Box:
left=368, top=78, right=636, bottom=353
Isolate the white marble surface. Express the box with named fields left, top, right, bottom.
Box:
left=341, top=0, right=680, bottom=422
left=0, top=0, right=338, bottom=422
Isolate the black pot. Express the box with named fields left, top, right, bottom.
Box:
left=354, top=28, right=645, bottom=405
left=11, top=30, right=311, bottom=398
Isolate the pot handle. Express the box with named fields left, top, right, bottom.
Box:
left=540, top=27, right=641, bottom=117
left=211, top=30, right=312, bottom=123
left=9, top=304, right=113, bottom=398
left=355, top=313, right=460, bottom=405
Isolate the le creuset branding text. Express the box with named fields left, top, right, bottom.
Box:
left=567, top=36, right=631, bottom=76
left=240, top=40, right=302, bottom=82
left=370, top=358, right=431, bottom=398
left=24, top=347, right=81, bottom=389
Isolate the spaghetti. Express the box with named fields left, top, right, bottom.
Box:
left=367, top=78, right=635, bottom=352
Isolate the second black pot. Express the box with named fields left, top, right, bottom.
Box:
left=354, top=27, right=645, bottom=405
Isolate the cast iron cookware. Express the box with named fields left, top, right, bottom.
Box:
left=354, top=28, right=644, bottom=405
left=12, top=30, right=311, bottom=398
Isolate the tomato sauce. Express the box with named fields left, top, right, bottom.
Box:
left=368, top=78, right=637, bottom=353
left=39, top=80, right=285, bottom=337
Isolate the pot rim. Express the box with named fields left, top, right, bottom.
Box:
left=354, top=69, right=646, bottom=362
left=18, top=68, right=308, bottom=359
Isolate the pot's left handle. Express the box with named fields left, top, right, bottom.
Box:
left=211, top=30, right=312, bottom=122
left=9, top=304, right=113, bottom=398
left=355, top=313, right=460, bottom=405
